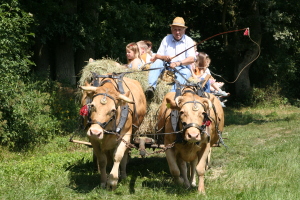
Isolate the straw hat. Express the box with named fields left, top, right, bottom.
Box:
left=170, top=17, right=187, bottom=28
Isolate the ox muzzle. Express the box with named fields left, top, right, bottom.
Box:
left=182, top=123, right=208, bottom=142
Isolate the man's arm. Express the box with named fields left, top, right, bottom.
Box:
left=169, top=56, right=194, bottom=69
left=150, top=54, right=171, bottom=63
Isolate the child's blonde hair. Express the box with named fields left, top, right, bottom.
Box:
left=126, top=42, right=141, bottom=64
left=137, top=41, right=148, bottom=54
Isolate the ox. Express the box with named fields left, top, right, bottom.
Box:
left=80, top=74, right=146, bottom=190
left=157, top=89, right=224, bottom=193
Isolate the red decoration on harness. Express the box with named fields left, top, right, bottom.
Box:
left=80, top=105, right=89, bottom=116
left=203, top=120, right=211, bottom=126
left=244, top=28, right=249, bottom=36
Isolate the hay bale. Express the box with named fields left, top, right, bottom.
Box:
left=78, top=58, right=173, bottom=135
left=136, top=102, right=161, bottom=136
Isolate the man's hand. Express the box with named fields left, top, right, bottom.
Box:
left=150, top=54, right=172, bottom=62
left=163, top=56, right=171, bottom=62
left=169, top=62, right=177, bottom=69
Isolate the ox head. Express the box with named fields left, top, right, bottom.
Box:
left=167, top=95, right=212, bottom=143
left=80, top=85, right=134, bottom=140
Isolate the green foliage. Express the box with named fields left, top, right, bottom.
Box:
left=0, top=1, right=37, bottom=149
left=0, top=79, right=60, bottom=150
left=0, top=0, right=34, bottom=75
left=250, top=83, right=289, bottom=107
left=0, top=1, right=81, bottom=150
left=1, top=0, right=300, bottom=150
left=90, top=1, right=167, bottom=62
left=0, top=74, right=80, bottom=150
left=50, top=84, right=80, bottom=133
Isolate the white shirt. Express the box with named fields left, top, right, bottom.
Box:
left=156, top=34, right=196, bottom=63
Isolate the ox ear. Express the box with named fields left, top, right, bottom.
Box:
left=166, top=96, right=181, bottom=110
left=118, top=91, right=134, bottom=104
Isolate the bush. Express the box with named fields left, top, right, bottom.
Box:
left=0, top=2, right=91, bottom=150
left=0, top=79, right=60, bottom=149
left=251, top=83, right=289, bottom=107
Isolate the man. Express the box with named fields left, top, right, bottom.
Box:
left=145, top=17, right=196, bottom=100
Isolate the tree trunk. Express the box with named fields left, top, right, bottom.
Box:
left=234, top=48, right=259, bottom=96
left=33, top=38, right=54, bottom=79
left=234, top=0, right=262, bottom=98
left=55, top=36, right=76, bottom=85
left=75, top=45, right=95, bottom=82
left=74, top=0, right=99, bottom=83
left=54, top=0, right=77, bottom=86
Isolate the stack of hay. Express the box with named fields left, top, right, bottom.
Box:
left=78, top=58, right=172, bottom=136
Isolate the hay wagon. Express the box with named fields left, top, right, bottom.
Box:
left=69, top=58, right=173, bottom=158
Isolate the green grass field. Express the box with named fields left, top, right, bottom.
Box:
left=1, top=105, right=300, bottom=200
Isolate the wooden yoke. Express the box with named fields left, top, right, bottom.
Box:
left=201, top=75, right=211, bottom=88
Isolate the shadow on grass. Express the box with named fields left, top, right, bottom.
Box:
left=127, top=156, right=198, bottom=195
left=65, top=157, right=99, bottom=193
left=65, top=154, right=198, bottom=196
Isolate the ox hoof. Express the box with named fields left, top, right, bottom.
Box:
left=197, top=187, right=206, bottom=195
left=100, top=183, right=106, bottom=189
left=174, top=176, right=184, bottom=185
left=191, top=182, right=197, bottom=187
left=184, top=181, right=191, bottom=189
left=198, top=190, right=206, bottom=195
left=119, top=174, right=127, bottom=181
left=139, top=149, right=146, bottom=157
left=107, top=175, right=118, bottom=191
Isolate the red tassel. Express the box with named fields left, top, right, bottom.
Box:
left=244, top=28, right=249, bottom=36
left=80, top=105, right=89, bottom=116
left=203, top=120, right=211, bottom=126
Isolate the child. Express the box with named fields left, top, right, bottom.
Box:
left=126, top=42, right=144, bottom=70
left=143, top=40, right=154, bottom=56
left=191, top=52, right=229, bottom=97
left=137, top=40, right=151, bottom=63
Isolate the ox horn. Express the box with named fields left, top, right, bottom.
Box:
left=118, top=94, right=135, bottom=104
left=80, top=86, right=97, bottom=91
left=175, top=96, right=184, bottom=107
left=202, top=98, right=212, bottom=110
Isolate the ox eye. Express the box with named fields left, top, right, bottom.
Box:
left=179, top=110, right=184, bottom=115
left=182, top=122, right=187, bottom=126
left=89, top=104, right=96, bottom=112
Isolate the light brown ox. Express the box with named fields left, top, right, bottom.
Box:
left=157, top=90, right=224, bottom=193
left=80, top=77, right=146, bottom=190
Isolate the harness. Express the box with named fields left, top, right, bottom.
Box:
left=84, top=72, right=132, bottom=135
left=160, top=80, right=222, bottom=146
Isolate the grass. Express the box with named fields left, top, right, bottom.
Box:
left=1, top=105, right=300, bottom=199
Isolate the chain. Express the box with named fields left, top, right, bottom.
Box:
left=103, top=129, right=176, bottom=154
left=103, top=130, right=140, bottom=150
left=146, top=142, right=176, bottom=155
